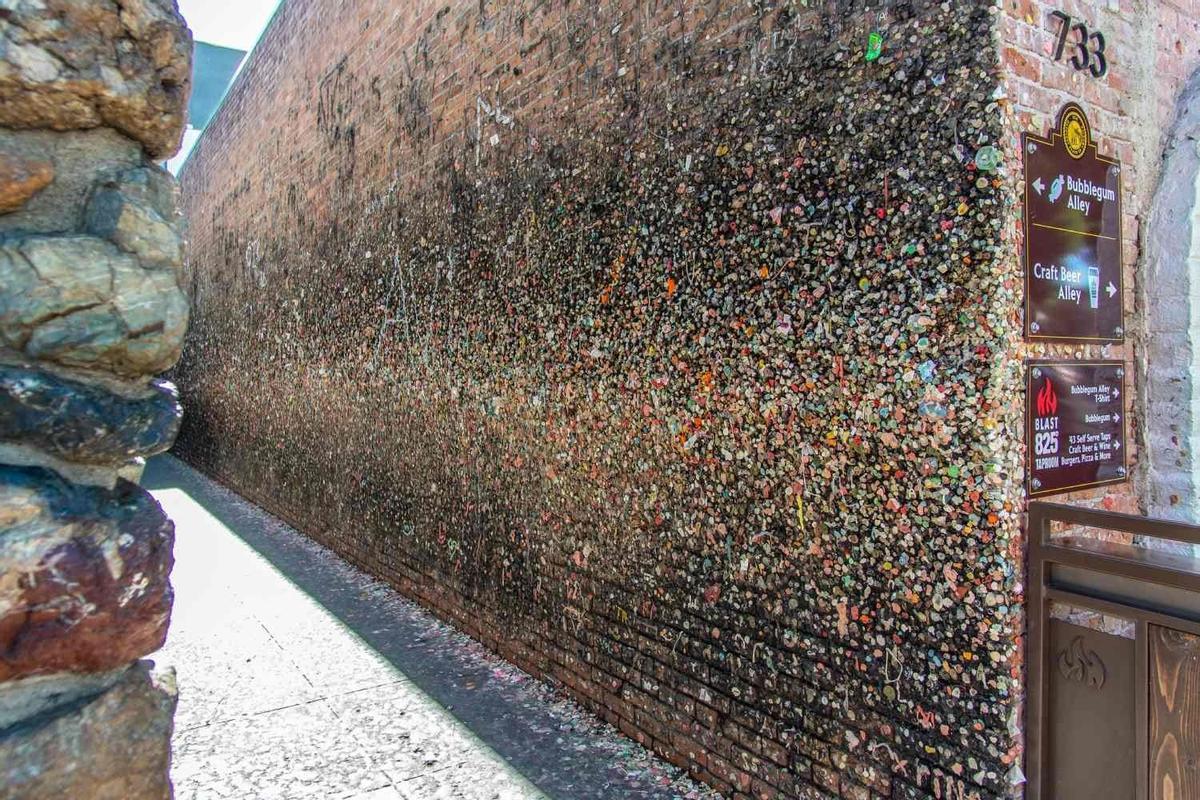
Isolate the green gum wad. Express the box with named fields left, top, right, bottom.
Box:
left=866, top=32, right=883, bottom=62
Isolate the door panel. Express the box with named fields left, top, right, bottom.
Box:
left=1150, top=625, right=1200, bottom=800
left=1047, top=620, right=1137, bottom=800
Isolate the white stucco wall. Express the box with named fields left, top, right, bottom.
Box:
left=1140, top=71, right=1200, bottom=525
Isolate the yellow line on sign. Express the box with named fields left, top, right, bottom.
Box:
left=1031, top=221, right=1116, bottom=241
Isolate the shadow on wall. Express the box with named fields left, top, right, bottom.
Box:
left=142, top=455, right=707, bottom=800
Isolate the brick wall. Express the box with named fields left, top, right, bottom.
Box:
left=167, top=1, right=1128, bottom=797
left=998, top=0, right=1200, bottom=520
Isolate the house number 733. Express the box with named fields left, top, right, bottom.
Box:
left=1050, top=10, right=1108, bottom=78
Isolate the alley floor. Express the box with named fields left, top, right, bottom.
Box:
left=145, top=455, right=720, bottom=800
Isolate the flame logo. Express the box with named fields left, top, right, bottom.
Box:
left=1036, top=376, right=1058, bottom=417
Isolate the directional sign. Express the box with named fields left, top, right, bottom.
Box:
left=1026, top=361, right=1127, bottom=498
left=1023, top=104, right=1124, bottom=342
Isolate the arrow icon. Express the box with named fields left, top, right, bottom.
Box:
left=1033, top=177, right=1045, bottom=195
left=1106, top=282, right=1117, bottom=298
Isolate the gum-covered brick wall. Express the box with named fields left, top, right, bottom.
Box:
left=177, top=2, right=1025, bottom=798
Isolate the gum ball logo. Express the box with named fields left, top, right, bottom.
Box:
left=1061, top=106, right=1089, bottom=159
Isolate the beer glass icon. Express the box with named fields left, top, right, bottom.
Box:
left=1088, top=267, right=1100, bottom=309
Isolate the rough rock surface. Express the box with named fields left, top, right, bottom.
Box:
left=0, top=152, right=52, bottom=214
left=0, top=234, right=188, bottom=375
left=0, top=661, right=176, bottom=800
left=0, top=467, right=174, bottom=682
left=0, top=129, right=142, bottom=235
left=0, top=0, right=191, bottom=795
left=0, top=0, right=193, bottom=159
left=86, top=166, right=184, bottom=270
left=0, top=668, right=125, bottom=730
left=0, top=365, right=181, bottom=465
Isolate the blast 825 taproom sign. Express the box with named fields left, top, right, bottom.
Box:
left=1023, top=103, right=1124, bottom=342
left=1027, top=361, right=1127, bottom=498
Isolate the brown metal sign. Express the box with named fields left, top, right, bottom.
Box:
left=1026, top=361, right=1126, bottom=497
left=1023, top=104, right=1124, bottom=342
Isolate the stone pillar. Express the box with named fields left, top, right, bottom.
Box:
left=0, top=2, right=192, bottom=798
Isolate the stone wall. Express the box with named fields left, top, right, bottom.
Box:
left=0, top=1, right=192, bottom=798
left=177, top=2, right=1028, bottom=798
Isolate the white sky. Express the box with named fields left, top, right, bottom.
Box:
left=178, top=0, right=281, bottom=52
left=166, top=0, right=281, bottom=173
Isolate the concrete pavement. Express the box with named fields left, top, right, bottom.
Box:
left=146, top=455, right=719, bottom=800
